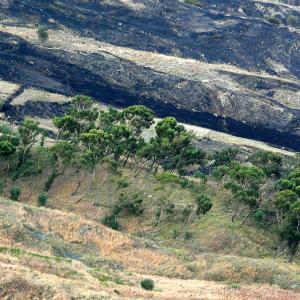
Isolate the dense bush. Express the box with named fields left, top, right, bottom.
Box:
left=101, top=215, right=121, bottom=230
left=10, top=187, right=21, bottom=201
left=287, top=15, right=298, bottom=27
left=113, top=193, right=144, bottom=216
left=140, top=279, right=154, bottom=291
left=268, top=15, right=281, bottom=25
left=38, top=193, right=48, bottom=206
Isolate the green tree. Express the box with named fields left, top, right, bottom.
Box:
left=139, top=117, right=205, bottom=173
left=273, top=168, right=300, bottom=260
left=249, top=151, right=282, bottom=177
left=10, top=186, right=21, bottom=201
left=224, top=163, right=265, bottom=223
left=18, top=120, right=44, bottom=167
left=44, top=141, right=76, bottom=191
left=0, top=123, right=19, bottom=173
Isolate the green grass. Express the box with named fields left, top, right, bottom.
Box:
left=0, top=246, right=71, bottom=263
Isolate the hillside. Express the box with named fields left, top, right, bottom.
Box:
left=0, top=0, right=300, bottom=149
left=1, top=1, right=300, bottom=299
left=0, top=198, right=298, bottom=300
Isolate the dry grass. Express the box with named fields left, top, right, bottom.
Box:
left=0, top=245, right=298, bottom=299
left=11, top=87, right=70, bottom=106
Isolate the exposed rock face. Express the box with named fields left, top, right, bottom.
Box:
left=0, top=0, right=300, bottom=149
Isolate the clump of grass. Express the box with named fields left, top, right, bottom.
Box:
left=140, top=278, right=154, bottom=291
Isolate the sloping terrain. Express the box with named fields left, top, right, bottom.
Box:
left=0, top=0, right=300, bottom=150
left=1, top=198, right=300, bottom=300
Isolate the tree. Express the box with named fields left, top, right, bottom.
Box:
left=184, top=193, right=212, bottom=235
left=18, top=120, right=44, bottom=167
left=224, top=163, right=265, bottom=223
left=53, top=95, right=98, bottom=142
left=249, top=151, right=282, bottom=177
left=213, top=148, right=238, bottom=167
left=44, top=141, right=76, bottom=191
left=139, top=117, right=205, bottom=173
left=0, top=124, right=19, bottom=171
left=270, top=168, right=300, bottom=260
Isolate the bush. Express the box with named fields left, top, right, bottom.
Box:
left=0, top=180, right=5, bottom=194
left=287, top=15, right=298, bottom=27
left=113, top=193, right=144, bottom=216
left=117, top=178, right=130, bottom=188
left=268, top=15, right=281, bottom=26
left=155, top=172, right=180, bottom=184
left=38, top=193, right=48, bottom=206
left=140, top=279, right=154, bottom=291
left=193, top=171, right=206, bottom=180
left=10, top=187, right=21, bottom=201
left=37, top=26, right=49, bottom=43
left=184, top=0, right=202, bottom=7
left=101, top=215, right=120, bottom=230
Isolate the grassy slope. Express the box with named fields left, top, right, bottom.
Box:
left=1, top=163, right=300, bottom=294
left=0, top=197, right=299, bottom=299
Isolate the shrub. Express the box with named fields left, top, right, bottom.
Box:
left=155, top=172, right=180, bottom=184
left=268, top=15, right=281, bottom=26
left=184, top=0, right=202, bottom=7
left=287, top=15, right=298, bottom=27
left=101, top=215, right=120, bottom=230
left=193, top=171, right=206, bottom=180
left=37, top=26, right=49, bottom=43
left=10, top=187, right=21, bottom=201
left=113, top=193, right=144, bottom=216
left=195, top=193, right=212, bottom=215
left=38, top=193, right=48, bottom=206
left=117, top=178, right=130, bottom=188
left=13, top=159, right=41, bottom=179
left=0, top=180, right=5, bottom=194
left=140, top=279, right=154, bottom=291
left=184, top=231, right=192, bottom=240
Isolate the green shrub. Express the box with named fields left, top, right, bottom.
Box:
left=0, top=180, right=5, bottom=194
left=140, top=278, right=154, bottom=291
left=113, top=193, right=144, bottom=216
left=38, top=193, right=48, bottom=206
left=171, top=228, right=179, bottom=239
left=10, top=187, right=21, bottom=201
left=184, top=231, right=192, bottom=240
left=155, top=172, right=180, bottom=184
left=193, top=171, right=206, bottom=180
left=13, top=159, right=41, bottom=179
left=268, top=15, right=281, bottom=26
left=184, top=0, right=202, bottom=7
left=287, top=15, right=298, bottom=27
left=117, top=178, right=130, bottom=188
left=101, top=215, right=120, bottom=230
left=37, top=26, right=49, bottom=43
